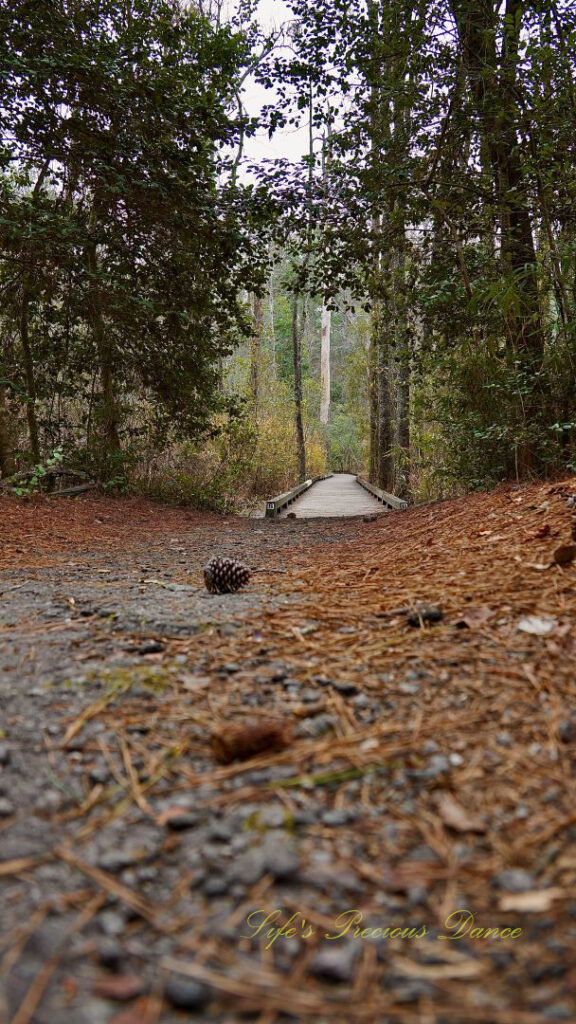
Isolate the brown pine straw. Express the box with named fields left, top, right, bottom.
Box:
left=1, top=477, right=575, bottom=1021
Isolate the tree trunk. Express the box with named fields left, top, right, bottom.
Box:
left=268, top=276, right=277, bottom=378
left=450, top=0, right=544, bottom=363
left=320, top=300, right=331, bottom=440
left=291, top=291, right=306, bottom=482
left=0, top=385, right=15, bottom=477
left=86, top=220, right=121, bottom=454
left=391, top=224, right=411, bottom=496
left=18, top=274, right=41, bottom=462
left=373, top=302, right=394, bottom=492
left=250, top=293, right=264, bottom=422
left=368, top=314, right=379, bottom=482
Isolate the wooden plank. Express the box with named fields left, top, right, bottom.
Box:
left=265, top=475, right=333, bottom=518
left=279, top=473, right=383, bottom=519
left=356, top=476, right=408, bottom=510
left=265, top=480, right=312, bottom=518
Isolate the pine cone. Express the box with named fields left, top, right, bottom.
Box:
left=203, top=556, right=251, bottom=594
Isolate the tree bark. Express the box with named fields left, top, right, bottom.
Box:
left=373, top=301, right=394, bottom=492
left=250, top=293, right=264, bottom=422
left=449, top=0, right=544, bottom=362
left=320, top=300, right=331, bottom=430
left=268, top=276, right=277, bottom=379
left=86, top=210, right=121, bottom=454
left=291, top=291, right=306, bottom=482
left=18, top=274, right=41, bottom=463
left=0, top=385, right=15, bottom=477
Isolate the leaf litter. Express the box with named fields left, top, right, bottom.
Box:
left=0, top=478, right=575, bottom=1022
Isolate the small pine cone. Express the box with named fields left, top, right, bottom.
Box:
left=203, top=556, right=251, bottom=594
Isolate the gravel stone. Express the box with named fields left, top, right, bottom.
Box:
left=164, top=974, right=211, bottom=1010
left=95, top=938, right=124, bottom=970
left=398, top=681, right=420, bottom=695
left=137, top=641, right=165, bottom=655
left=321, top=809, right=355, bottom=827
left=558, top=720, right=574, bottom=742
left=203, top=876, right=230, bottom=897
left=309, top=942, right=359, bottom=983
left=494, top=869, right=535, bottom=892
left=0, top=797, right=15, bottom=816
left=332, top=681, right=359, bottom=696
left=98, top=910, right=126, bottom=937
left=97, top=849, right=143, bottom=873
left=164, top=811, right=199, bottom=831
left=230, top=831, right=299, bottom=885
left=259, top=805, right=287, bottom=829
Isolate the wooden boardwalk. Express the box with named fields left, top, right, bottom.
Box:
left=278, top=473, right=384, bottom=518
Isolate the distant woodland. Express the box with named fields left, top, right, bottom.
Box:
left=1, top=0, right=575, bottom=508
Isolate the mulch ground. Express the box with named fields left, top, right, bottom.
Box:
left=1, top=478, right=576, bottom=1024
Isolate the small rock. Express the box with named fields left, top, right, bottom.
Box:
left=412, top=754, right=450, bottom=781
left=332, top=682, right=359, bottom=697
left=231, top=831, right=299, bottom=885
left=300, top=688, right=321, bottom=703
left=322, top=809, right=355, bottom=827
left=136, top=865, right=158, bottom=883
left=558, top=720, right=574, bottom=743
left=164, top=811, right=199, bottom=831
left=96, top=938, right=124, bottom=971
left=309, top=942, right=358, bottom=983
left=298, top=713, right=337, bottom=737
left=0, top=797, right=15, bottom=817
left=98, top=910, right=126, bottom=937
left=209, top=821, right=233, bottom=842
left=494, top=868, right=535, bottom=892
left=390, top=980, right=437, bottom=1003
left=262, top=831, right=299, bottom=880
left=293, top=809, right=318, bottom=827
left=398, top=681, right=420, bottom=695
left=407, top=605, right=443, bottom=627
left=0, top=743, right=11, bottom=766
left=137, top=641, right=165, bottom=655
left=259, top=806, right=286, bottom=829
left=542, top=1006, right=575, bottom=1021
left=203, top=876, right=229, bottom=897
left=164, top=975, right=211, bottom=1010
left=97, top=850, right=141, bottom=873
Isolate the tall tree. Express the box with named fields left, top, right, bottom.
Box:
left=0, top=0, right=269, bottom=467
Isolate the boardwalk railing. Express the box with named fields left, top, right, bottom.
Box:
left=356, top=476, right=408, bottom=510
left=265, top=475, right=332, bottom=518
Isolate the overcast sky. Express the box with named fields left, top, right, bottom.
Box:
left=241, top=0, right=310, bottom=165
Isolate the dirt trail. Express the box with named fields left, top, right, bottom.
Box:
left=1, top=480, right=575, bottom=1024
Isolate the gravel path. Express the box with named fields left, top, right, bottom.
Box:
left=1, top=487, right=575, bottom=1024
